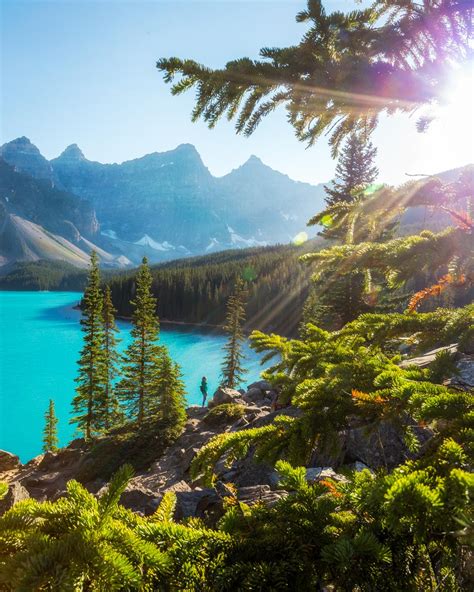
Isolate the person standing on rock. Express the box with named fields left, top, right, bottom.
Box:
left=200, top=376, right=208, bottom=406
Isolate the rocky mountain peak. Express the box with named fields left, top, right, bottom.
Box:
left=56, top=143, right=86, bottom=162
left=0, top=137, right=57, bottom=183
left=245, top=154, right=263, bottom=166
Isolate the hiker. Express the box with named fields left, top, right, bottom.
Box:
left=200, top=376, right=208, bottom=407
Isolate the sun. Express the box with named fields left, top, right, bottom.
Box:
left=434, top=62, right=474, bottom=160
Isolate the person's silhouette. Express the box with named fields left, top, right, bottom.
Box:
left=200, top=376, right=208, bottom=406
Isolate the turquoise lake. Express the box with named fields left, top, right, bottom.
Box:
left=0, top=291, right=264, bottom=462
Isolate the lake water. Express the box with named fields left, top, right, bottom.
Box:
left=0, top=291, right=264, bottom=462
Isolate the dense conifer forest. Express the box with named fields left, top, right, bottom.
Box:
left=0, top=243, right=319, bottom=336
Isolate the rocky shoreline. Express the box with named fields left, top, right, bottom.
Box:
left=1, top=350, right=472, bottom=520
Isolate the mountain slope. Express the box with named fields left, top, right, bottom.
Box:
left=0, top=158, right=129, bottom=268
left=48, top=142, right=326, bottom=259
left=0, top=211, right=92, bottom=268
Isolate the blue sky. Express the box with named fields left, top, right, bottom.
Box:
left=1, top=0, right=473, bottom=185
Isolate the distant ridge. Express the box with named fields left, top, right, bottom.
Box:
left=0, top=136, right=327, bottom=264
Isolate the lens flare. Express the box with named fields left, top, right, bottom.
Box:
left=292, top=231, right=308, bottom=246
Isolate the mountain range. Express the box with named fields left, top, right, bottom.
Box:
left=0, top=137, right=326, bottom=267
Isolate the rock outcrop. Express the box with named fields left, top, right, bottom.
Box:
left=2, top=350, right=470, bottom=518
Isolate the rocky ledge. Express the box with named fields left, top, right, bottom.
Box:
left=2, top=350, right=472, bottom=520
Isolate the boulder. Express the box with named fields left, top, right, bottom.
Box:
left=0, top=450, right=20, bottom=473
left=345, top=420, right=433, bottom=470
left=306, top=467, right=348, bottom=483
left=237, top=485, right=287, bottom=507
left=247, top=380, right=272, bottom=392
left=119, top=483, right=160, bottom=516
left=174, top=489, right=221, bottom=520
left=399, top=343, right=459, bottom=369
left=218, top=453, right=280, bottom=488
left=163, top=480, right=192, bottom=493
left=0, top=482, right=30, bottom=514
left=208, top=387, right=245, bottom=408
left=242, top=387, right=266, bottom=405
left=242, top=389, right=277, bottom=408
left=444, top=355, right=474, bottom=391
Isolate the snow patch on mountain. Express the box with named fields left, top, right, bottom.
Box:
left=134, top=234, right=175, bottom=251
left=206, top=238, right=220, bottom=252
left=101, top=229, right=118, bottom=239
left=227, top=226, right=267, bottom=248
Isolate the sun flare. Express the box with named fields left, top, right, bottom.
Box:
left=435, top=62, right=474, bottom=159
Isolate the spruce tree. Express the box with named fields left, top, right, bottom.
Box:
left=118, top=257, right=162, bottom=425
left=303, top=133, right=379, bottom=329
left=72, top=251, right=106, bottom=440
left=324, top=131, right=378, bottom=208
left=220, top=279, right=247, bottom=388
left=101, top=285, right=122, bottom=430
left=158, top=1, right=471, bottom=153
left=42, top=399, right=59, bottom=453
left=157, top=349, right=187, bottom=434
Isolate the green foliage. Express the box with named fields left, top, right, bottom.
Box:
left=0, top=464, right=171, bottom=590
left=1, top=442, right=472, bottom=590
left=341, top=305, right=474, bottom=354
left=318, top=130, right=379, bottom=225
left=0, top=483, right=7, bottom=501
left=156, top=348, right=187, bottom=435
left=220, top=278, right=247, bottom=388
left=157, top=0, right=472, bottom=153
left=101, top=285, right=123, bottom=430
left=194, top=304, right=474, bottom=482
left=204, top=403, right=246, bottom=427
left=42, top=399, right=59, bottom=453
left=191, top=423, right=282, bottom=487
left=72, top=251, right=106, bottom=440
left=108, top=243, right=315, bottom=337
left=0, top=260, right=87, bottom=291
left=117, top=257, right=164, bottom=425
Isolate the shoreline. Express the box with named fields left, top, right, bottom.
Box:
left=72, top=304, right=226, bottom=333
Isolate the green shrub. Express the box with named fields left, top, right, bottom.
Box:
left=204, top=403, right=246, bottom=427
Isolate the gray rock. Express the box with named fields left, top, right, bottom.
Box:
left=237, top=485, right=287, bottom=507
left=119, top=483, right=159, bottom=516
left=399, top=344, right=459, bottom=369
left=0, top=450, right=20, bottom=473
left=247, top=380, right=272, bottom=392
left=208, top=387, right=244, bottom=408
left=163, top=480, right=192, bottom=493
left=345, top=420, right=433, bottom=470
left=0, top=482, right=30, bottom=514
left=444, top=355, right=474, bottom=391
left=353, top=461, right=372, bottom=473
left=306, top=467, right=348, bottom=483
left=225, top=457, right=280, bottom=489
left=250, top=406, right=303, bottom=428
left=175, top=489, right=221, bottom=520
left=242, top=387, right=266, bottom=405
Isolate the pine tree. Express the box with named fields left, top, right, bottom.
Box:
left=323, top=131, right=378, bottom=208
left=101, top=285, right=122, bottom=430
left=221, top=279, right=247, bottom=388
left=302, top=132, right=379, bottom=328
left=118, top=257, right=162, bottom=425
left=157, top=349, right=187, bottom=433
left=158, top=1, right=471, bottom=153
left=42, top=399, right=58, bottom=453
left=72, top=251, right=106, bottom=440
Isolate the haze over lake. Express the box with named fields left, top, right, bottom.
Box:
left=0, top=291, right=263, bottom=462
